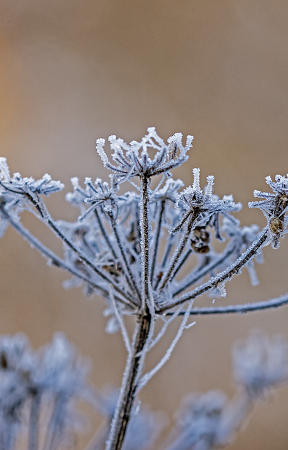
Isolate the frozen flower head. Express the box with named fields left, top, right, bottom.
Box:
left=249, top=174, right=288, bottom=248
left=174, top=168, right=241, bottom=238
left=177, top=391, right=227, bottom=429
left=96, top=127, right=193, bottom=183
left=233, top=330, right=288, bottom=399
left=36, top=333, right=90, bottom=396
left=0, top=333, right=35, bottom=375
left=0, top=158, right=64, bottom=198
left=171, top=391, right=228, bottom=450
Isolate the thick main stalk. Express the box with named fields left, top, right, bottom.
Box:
left=105, top=310, right=152, bottom=450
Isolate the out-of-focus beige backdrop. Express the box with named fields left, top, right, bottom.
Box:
left=0, top=1, right=288, bottom=448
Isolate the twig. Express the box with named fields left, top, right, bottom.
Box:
left=173, top=241, right=237, bottom=297
left=109, top=286, right=132, bottom=355
left=151, top=199, right=165, bottom=283
left=165, top=292, right=288, bottom=316
left=157, top=228, right=269, bottom=313
left=108, top=213, right=141, bottom=303
left=0, top=207, right=135, bottom=308
left=138, top=301, right=194, bottom=390
left=158, top=211, right=198, bottom=291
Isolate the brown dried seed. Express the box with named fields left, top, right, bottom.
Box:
left=269, top=217, right=284, bottom=234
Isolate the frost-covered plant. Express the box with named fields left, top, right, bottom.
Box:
left=0, top=333, right=91, bottom=450
left=0, top=128, right=288, bottom=449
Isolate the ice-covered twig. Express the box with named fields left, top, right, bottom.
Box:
left=0, top=206, right=133, bottom=309
left=138, top=301, right=194, bottom=390
left=165, top=292, right=288, bottom=316
left=109, top=287, right=132, bottom=355
left=157, top=227, right=269, bottom=313
left=148, top=306, right=183, bottom=351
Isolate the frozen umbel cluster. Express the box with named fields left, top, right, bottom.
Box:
left=0, top=128, right=288, bottom=450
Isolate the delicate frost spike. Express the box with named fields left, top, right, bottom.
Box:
left=192, top=168, right=201, bottom=192
left=185, top=135, right=194, bottom=149
left=218, top=282, right=227, bottom=297
left=96, top=138, right=108, bottom=165
left=205, top=175, right=214, bottom=196
left=0, top=157, right=10, bottom=181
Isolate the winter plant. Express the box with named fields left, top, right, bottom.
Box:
left=0, top=127, right=288, bottom=449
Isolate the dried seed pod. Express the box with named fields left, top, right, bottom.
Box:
left=274, top=194, right=288, bottom=217
left=269, top=217, right=284, bottom=234
left=191, top=226, right=211, bottom=253
left=191, top=242, right=210, bottom=253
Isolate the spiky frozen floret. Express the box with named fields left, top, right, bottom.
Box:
left=0, top=157, right=64, bottom=232
left=167, top=390, right=228, bottom=450
left=233, top=330, right=288, bottom=399
left=0, top=159, right=64, bottom=197
left=174, top=168, right=241, bottom=238
left=249, top=174, right=288, bottom=248
left=96, top=128, right=193, bottom=183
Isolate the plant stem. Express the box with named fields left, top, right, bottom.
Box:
left=28, top=392, right=41, bottom=450
left=158, top=228, right=269, bottom=312
left=140, top=175, right=151, bottom=309
left=106, top=309, right=152, bottom=450
left=0, top=207, right=134, bottom=308
left=109, top=213, right=141, bottom=302
left=168, top=292, right=288, bottom=316
left=158, top=211, right=198, bottom=291
left=151, top=199, right=165, bottom=283
left=94, top=209, right=118, bottom=260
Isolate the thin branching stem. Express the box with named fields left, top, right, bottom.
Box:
left=138, top=301, right=194, bottom=390
left=157, top=228, right=269, bottom=313
left=150, top=199, right=165, bottom=283
left=109, top=287, right=132, bottom=354
left=108, top=213, right=141, bottom=302
left=43, top=396, right=66, bottom=450
left=173, top=241, right=238, bottom=297
left=23, top=192, right=129, bottom=301
left=158, top=211, right=198, bottom=291
left=171, top=248, right=193, bottom=280
left=0, top=207, right=135, bottom=308
left=167, top=292, right=288, bottom=316
left=94, top=209, right=118, bottom=260
left=28, top=392, right=41, bottom=450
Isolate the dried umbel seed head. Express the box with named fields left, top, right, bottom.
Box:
left=269, top=217, right=284, bottom=234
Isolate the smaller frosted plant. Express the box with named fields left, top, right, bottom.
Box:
left=0, top=128, right=288, bottom=450
left=0, top=333, right=91, bottom=450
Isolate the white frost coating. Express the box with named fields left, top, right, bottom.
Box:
left=96, top=138, right=108, bottom=165
left=217, top=282, right=227, bottom=298
left=192, top=168, right=201, bottom=192
left=109, top=286, right=131, bottom=355
left=205, top=175, right=214, bottom=196
left=0, top=157, right=10, bottom=181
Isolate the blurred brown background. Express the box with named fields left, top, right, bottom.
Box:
left=1, top=0, right=288, bottom=448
